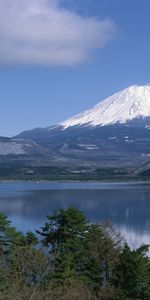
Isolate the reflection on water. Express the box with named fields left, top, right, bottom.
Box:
left=0, top=182, right=150, bottom=249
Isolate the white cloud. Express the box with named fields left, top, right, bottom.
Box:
left=0, top=0, right=117, bottom=66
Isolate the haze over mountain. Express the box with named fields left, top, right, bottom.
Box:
left=1, top=85, right=150, bottom=179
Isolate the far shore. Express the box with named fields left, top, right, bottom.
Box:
left=0, top=179, right=149, bottom=184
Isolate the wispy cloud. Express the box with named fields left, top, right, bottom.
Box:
left=0, top=0, right=117, bottom=66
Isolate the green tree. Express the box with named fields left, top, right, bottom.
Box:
left=0, top=213, right=25, bottom=292
left=84, top=222, right=122, bottom=292
left=25, top=231, right=38, bottom=246
left=37, top=207, right=89, bottom=282
left=113, top=243, right=150, bottom=299
left=0, top=212, right=26, bottom=254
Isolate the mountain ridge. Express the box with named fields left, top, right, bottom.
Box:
left=0, top=84, right=150, bottom=180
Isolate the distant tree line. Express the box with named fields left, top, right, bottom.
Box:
left=0, top=207, right=150, bottom=299
left=0, top=164, right=144, bottom=181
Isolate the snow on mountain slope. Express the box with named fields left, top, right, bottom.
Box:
left=60, top=85, right=150, bottom=129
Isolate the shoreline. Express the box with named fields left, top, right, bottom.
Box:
left=0, top=179, right=149, bottom=184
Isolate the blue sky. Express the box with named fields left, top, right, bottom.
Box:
left=0, top=0, right=150, bottom=136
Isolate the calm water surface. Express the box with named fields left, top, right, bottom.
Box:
left=0, top=181, right=150, bottom=249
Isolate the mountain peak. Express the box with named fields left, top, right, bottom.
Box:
left=60, top=85, right=150, bottom=128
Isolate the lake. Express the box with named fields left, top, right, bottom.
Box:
left=0, top=181, right=150, bottom=249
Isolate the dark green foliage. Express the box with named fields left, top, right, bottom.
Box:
left=37, top=207, right=89, bottom=281
left=0, top=212, right=25, bottom=254
left=113, top=243, right=150, bottom=299
left=84, top=222, right=122, bottom=290
left=0, top=207, right=150, bottom=299
left=25, top=231, right=38, bottom=246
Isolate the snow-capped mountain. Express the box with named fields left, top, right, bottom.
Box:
left=61, top=85, right=150, bottom=128
left=9, top=84, right=150, bottom=177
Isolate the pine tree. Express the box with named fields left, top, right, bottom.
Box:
left=113, top=243, right=150, bottom=298
left=37, top=207, right=89, bottom=281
